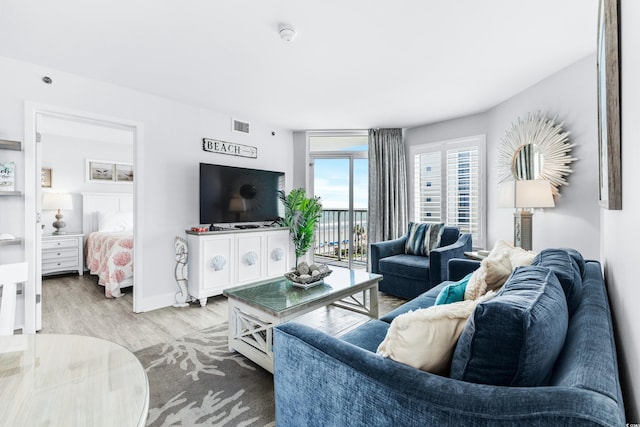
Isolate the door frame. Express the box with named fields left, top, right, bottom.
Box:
left=24, top=102, right=144, bottom=332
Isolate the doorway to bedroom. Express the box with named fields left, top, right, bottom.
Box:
left=29, top=107, right=140, bottom=331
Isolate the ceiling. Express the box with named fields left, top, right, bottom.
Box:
left=0, top=0, right=598, bottom=131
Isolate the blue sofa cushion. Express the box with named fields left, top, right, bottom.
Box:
left=405, top=222, right=444, bottom=256
left=531, top=248, right=583, bottom=316
left=564, top=248, right=586, bottom=276
left=435, top=273, right=472, bottom=305
left=450, top=266, right=568, bottom=387
left=379, top=254, right=430, bottom=280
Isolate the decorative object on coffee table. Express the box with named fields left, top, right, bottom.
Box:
left=278, top=188, right=322, bottom=266
left=284, top=262, right=332, bottom=288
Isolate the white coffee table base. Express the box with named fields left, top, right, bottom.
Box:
left=227, top=284, right=379, bottom=373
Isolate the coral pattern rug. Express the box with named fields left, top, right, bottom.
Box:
left=135, top=323, right=275, bottom=426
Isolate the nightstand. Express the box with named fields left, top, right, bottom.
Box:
left=42, top=233, right=84, bottom=276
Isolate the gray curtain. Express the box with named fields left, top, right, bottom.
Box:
left=368, top=128, right=408, bottom=247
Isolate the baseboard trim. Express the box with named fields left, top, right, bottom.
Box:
left=138, top=292, right=179, bottom=313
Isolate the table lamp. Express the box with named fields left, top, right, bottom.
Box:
left=228, top=194, right=247, bottom=222
left=498, top=180, right=554, bottom=250
left=42, top=193, right=73, bottom=235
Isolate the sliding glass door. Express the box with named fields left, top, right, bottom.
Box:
left=309, top=134, right=368, bottom=269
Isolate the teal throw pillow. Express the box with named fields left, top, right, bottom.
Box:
left=435, top=273, right=473, bottom=305
left=405, top=222, right=445, bottom=256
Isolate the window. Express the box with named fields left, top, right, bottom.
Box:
left=410, top=135, right=486, bottom=248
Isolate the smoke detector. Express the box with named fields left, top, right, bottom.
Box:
left=278, top=24, right=297, bottom=42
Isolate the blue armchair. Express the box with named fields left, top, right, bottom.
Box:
left=370, top=226, right=472, bottom=299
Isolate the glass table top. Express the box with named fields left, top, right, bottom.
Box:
left=223, top=267, right=382, bottom=316
left=0, top=334, right=149, bottom=426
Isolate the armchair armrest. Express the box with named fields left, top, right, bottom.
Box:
left=369, top=236, right=406, bottom=274
left=428, top=233, right=472, bottom=286
left=448, top=258, right=481, bottom=281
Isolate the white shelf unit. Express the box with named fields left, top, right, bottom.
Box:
left=0, top=139, right=21, bottom=151
left=0, top=139, right=22, bottom=245
left=0, top=238, right=22, bottom=246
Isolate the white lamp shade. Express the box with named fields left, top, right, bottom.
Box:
left=497, top=180, right=555, bottom=209
left=42, top=193, right=73, bottom=210
left=228, top=196, right=246, bottom=212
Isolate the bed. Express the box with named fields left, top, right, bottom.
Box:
left=82, top=193, right=134, bottom=298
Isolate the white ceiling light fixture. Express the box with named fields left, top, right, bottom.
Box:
left=278, top=24, right=297, bottom=42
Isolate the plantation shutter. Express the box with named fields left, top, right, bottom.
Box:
left=411, top=135, right=485, bottom=248
left=414, top=151, right=442, bottom=222
left=446, top=146, right=479, bottom=242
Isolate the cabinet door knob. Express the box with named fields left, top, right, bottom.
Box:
left=244, top=251, right=258, bottom=266
left=271, top=248, right=284, bottom=261
left=211, top=255, right=226, bottom=271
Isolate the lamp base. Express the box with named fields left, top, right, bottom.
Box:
left=513, top=210, right=533, bottom=251
left=52, top=210, right=67, bottom=235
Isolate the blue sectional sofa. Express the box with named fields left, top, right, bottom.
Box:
left=273, top=249, right=625, bottom=426
left=370, top=225, right=472, bottom=299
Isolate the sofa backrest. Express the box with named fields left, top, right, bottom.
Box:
left=531, top=248, right=583, bottom=316
left=548, top=260, right=625, bottom=424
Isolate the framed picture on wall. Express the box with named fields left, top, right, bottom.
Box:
left=87, top=159, right=133, bottom=183
left=87, top=160, right=114, bottom=182
left=41, top=168, right=52, bottom=188
left=597, top=0, right=621, bottom=210
left=115, top=163, right=134, bottom=182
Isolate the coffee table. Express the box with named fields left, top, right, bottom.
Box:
left=0, top=334, right=149, bottom=426
left=224, top=266, right=382, bottom=373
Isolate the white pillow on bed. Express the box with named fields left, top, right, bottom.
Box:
left=98, top=211, right=133, bottom=232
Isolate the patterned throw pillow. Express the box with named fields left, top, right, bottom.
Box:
left=405, top=222, right=445, bottom=256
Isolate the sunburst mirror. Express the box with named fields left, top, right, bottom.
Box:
left=497, top=112, right=576, bottom=197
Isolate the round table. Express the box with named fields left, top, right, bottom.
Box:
left=0, top=334, right=149, bottom=426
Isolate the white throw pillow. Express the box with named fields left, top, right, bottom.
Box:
left=491, top=239, right=537, bottom=268
left=464, top=240, right=536, bottom=300
left=377, top=292, right=495, bottom=375
left=98, top=211, right=133, bottom=232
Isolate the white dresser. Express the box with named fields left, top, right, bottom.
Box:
left=186, top=227, right=290, bottom=307
left=42, top=233, right=84, bottom=276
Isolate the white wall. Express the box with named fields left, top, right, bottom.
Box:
left=292, top=131, right=307, bottom=189
left=602, top=0, right=640, bottom=420
left=406, top=55, right=600, bottom=259
left=0, top=55, right=294, bottom=313
left=40, top=134, right=133, bottom=235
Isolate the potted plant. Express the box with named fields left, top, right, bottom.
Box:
left=278, top=188, right=322, bottom=267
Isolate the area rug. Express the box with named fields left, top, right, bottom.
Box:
left=135, top=323, right=275, bottom=427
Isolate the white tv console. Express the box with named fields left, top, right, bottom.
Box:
left=186, top=227, right=291, bottom=306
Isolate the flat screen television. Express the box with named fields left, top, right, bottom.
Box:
left=200, top=163, right=285, bottom=225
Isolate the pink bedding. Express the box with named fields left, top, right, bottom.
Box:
left=85, top=231, right=133, bottom=298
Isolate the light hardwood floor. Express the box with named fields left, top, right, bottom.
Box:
left=41, top=273, right=405, bottom=353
